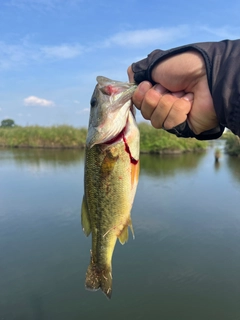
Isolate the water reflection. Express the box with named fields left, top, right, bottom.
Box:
left=0, top=148, right=85, bottom=166
left=227, top=156, right=240, bottom=183
left=140, top=151, right=206, bottom=177
left=214, top=160, right=221, bottom=171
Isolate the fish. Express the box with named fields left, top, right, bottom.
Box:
left=81, top=76, right=140, bottom=299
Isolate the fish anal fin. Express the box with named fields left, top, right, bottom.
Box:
left=81, top=195, right=91, bottom=236
left=129, top=218, right=135, bottom=240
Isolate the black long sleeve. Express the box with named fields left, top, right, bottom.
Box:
left=132, top=40, right=240, bottom=138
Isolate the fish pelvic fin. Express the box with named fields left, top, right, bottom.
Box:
left=118, top=218, right=135, bottom=245
left=81, top=195, right=91, bottom=236
left=85, top=263, right=112, bottom=299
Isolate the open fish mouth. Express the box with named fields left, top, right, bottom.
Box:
left=86, top=78, right=137, bottom=149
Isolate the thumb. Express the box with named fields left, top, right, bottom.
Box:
left=127, top=66, right=135, bottom=83
left=182, top=92, right=194, bottom=102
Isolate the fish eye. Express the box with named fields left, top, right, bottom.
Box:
left=90, top=97, right=97, bottom=108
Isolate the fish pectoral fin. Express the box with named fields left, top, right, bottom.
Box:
left=100, top=151, right=119, bottom=177
left=81, top=195, right=91, bottom=236
left=118, top=219, right=135, bottom=245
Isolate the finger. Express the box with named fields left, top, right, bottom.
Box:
left=163, top=93, right=193, bottom=130
left=132, top=81, right=153, bottom=110
left=171, top=91, right=186, bottom=98
left=127, top=66, right=134, bottom=83
left=150, top=93, right=178, bottom=129
left=141, top=84, right=168, bottom=120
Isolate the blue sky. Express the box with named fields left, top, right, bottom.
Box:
left=1, top=0, right=240, bottom=128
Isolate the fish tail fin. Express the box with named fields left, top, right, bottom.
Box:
left=85, top=263, right=112, bottom=299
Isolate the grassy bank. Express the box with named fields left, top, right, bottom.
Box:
left=0, top=125, right=87, bottom=149
left=138, top=122, right=207, bottom=153
left=0, top=123, right=207, bottom=153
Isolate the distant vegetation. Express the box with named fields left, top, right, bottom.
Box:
left=1, top=118, right=16, bottom=128
left=0, top=121, right=208, bottom=153
left=138, top=122, right=207, bottom=153
left=224, top=131, right=240, bottom=156
left=0, top=125, right=87, bottom=149
left=1, top=119, right=239, bottom=156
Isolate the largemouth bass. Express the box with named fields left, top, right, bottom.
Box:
left=81, top=76, right=139, bottom=299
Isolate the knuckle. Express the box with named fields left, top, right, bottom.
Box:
left=159, top=93, right=177, bottom=107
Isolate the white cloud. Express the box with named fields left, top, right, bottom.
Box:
left=0, top=40, right=84, bottom=70
left=41, top=44, right=83, bottom=59
left=2, top=24, right=239, bottom=71
left=0, top=26, right=189, bottom=70
left=200, top=25, right=240, bottom=39
left=102, top=26, right=190, bottom=48
left=0, top=41, right=33, bottom=69
left=6, top=0, right=82, bottom=11
left=24, top=96, right=55, bottom=107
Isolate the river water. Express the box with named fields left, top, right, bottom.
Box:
left=0, top=142, right=240, bottom=320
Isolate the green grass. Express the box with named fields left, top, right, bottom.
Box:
left=0, top=123, right=207, bottom=153
left=0, top=125, right=87, bottom=148
left=138, top=122, right=207, bottom=153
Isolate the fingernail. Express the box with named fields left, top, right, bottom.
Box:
left=153, top=84, right=167, bottom=94
left=183, top=93, right=193, bottom=101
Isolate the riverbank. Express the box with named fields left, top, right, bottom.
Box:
left=0, top=125, right=87, bottom=149
left=138, top=122, right=207, bottom=154
left=0, top=123, right=207, bottom=153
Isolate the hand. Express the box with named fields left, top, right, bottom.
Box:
left=128, top=51, right=218, bottom=135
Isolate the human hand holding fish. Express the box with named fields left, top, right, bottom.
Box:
left=81, top=76, right=139, bottom=299
left=128, top=51, right=219, bottom=138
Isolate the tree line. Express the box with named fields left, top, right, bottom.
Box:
left=0, top=119, right=16, bottom=127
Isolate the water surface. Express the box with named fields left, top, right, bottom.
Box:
left=0, top=144, right=240, bottom=320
